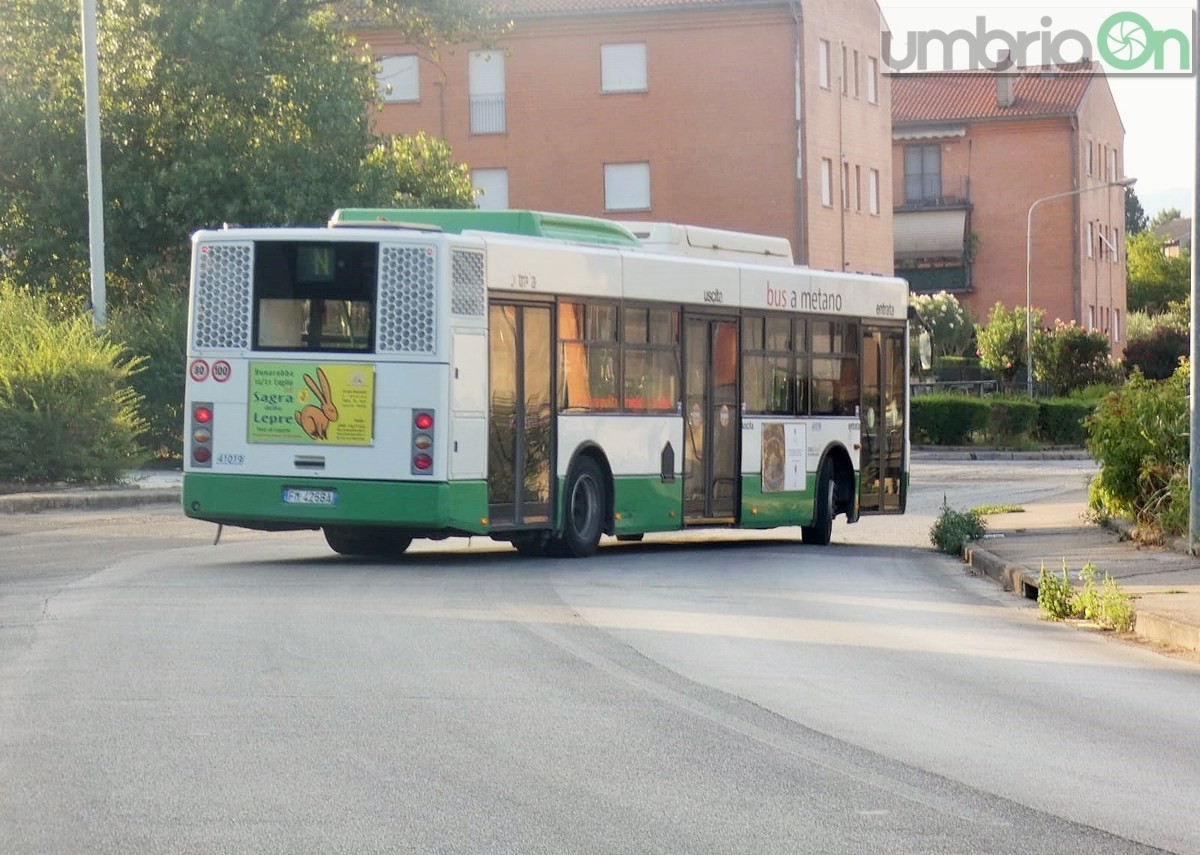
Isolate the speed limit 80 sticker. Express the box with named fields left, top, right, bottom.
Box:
left=189, top=359, right=210, bottom=382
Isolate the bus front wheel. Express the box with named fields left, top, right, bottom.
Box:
left=324, top=526, right=413, bottom=557
left=557, top=457, right=605, bottom=558
left=801, top=462, right=836, bottom=546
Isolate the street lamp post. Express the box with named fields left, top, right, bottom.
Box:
left=1025, top=177, right=1136, bottom=398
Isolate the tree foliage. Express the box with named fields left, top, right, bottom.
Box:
left=975, top=302, right=1041, bottom=392
left=1125, top=230, right=1190, bottom=314
left=0, top=0, right=492, bottom=304
left=1124, top=187, right=1148, bottom=235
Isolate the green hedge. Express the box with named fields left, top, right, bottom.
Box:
left=911, top=395, right=990, bottom=445
left=1036, top=399, right=1095, bottom=445
left=913, top=394, right=1094, bottom=446
left=933, top=356, right=985, bottom=382
left=985, top=397, right=1039, bottom=441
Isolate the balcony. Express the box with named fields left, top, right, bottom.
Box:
left=895, top=176, right=970, bottom=212
left=470, top=95, right=506, bottom=135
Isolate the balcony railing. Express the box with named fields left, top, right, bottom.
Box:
left=896, top=176, right=970, bottom=211
left=470, top=95, right=506, bottom=135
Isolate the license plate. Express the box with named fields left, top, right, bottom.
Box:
left=282, top=487, right=338, bottom=506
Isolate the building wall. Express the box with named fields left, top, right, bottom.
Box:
left=799, top=0, right=894, bottom=275
left=360, top=0, right=894, bottom=276
left=1074, top=79, right=1128, bottom=351
left=966, top=117, right=1077, bottom=329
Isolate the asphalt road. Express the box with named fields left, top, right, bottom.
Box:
left=2, top=460, right=1197, bottom=854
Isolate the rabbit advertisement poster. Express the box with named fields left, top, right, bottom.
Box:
left=247, top=363, right=375, bottom=445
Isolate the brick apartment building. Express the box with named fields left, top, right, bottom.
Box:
left=358, top=0, right=894, bottom=276
left=891, top=63, right=1128, bottom=349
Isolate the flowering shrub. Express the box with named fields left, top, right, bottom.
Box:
left=909, top=291, right=974, bottom=359
left=1031, top=319, right=1118, bottom=396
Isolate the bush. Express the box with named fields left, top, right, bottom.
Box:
left=1123, top=326, right=1188, bottom=380
left=1032, top=320, right=1119, bottom=396
left=1085, top=364, right=1189, bottom=534
left=911, top=395, right=990, bottom=445
left=0, top=282, right=147, bottom=483
left=985, top=397, right=1039, bottom=443
left=930, top=501, right=986, bottom=554
left=107, top=289, right=188, bottom=459
left=1040, top=561, right=1134, bottom=632
left=1037, top=561, right=1077, bottom=620
left=1036, top=399, right=1095, bottom=445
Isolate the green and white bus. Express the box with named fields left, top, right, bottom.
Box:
left=182, top=209, right=909, bottom=557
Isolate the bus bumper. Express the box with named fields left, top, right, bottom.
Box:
left=182, top=473, right=489, bottom=535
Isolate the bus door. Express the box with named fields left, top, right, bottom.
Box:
left=683, top=315, right=740, bottom=522
left=487, top=303, right=554, bottom=527
left=860, top=325, right=907, bottom=513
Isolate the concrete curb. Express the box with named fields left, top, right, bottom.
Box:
left=963, top=542, right=1041, bottom=600
left=962, top=541, right=1200, bottom=655
left=913, top=448, right=1093, bottom=462
left=0, top=488, right=180, bottom=515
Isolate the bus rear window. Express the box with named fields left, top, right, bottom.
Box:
left=253, top=241, right=377, bottom=352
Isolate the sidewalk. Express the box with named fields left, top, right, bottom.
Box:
left=0, top=470, right=182, bottom=515
left=964, top=491, right=1200, bottom=656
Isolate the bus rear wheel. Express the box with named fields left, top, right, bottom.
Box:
left=801, top=462, right=836, bottom=546
left=324, top=526, right=413, bottom=557
left=556, top=457, right=605, bottom=558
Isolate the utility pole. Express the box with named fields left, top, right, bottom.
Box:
left=81, top=0, right=106, bottom=329
left=1189, top=67, right=1200, bottom=554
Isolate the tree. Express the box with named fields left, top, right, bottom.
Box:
left=0, top=0, right=496, bottom=304
left=1126, top=230, right=1190, bottom=314
left=975, top=302, right=1042, bottom=393
left=1125, top=187, right=1148, bottom=235
left=1148, top=207, right=1183, bottom=230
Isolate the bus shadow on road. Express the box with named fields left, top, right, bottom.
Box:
left=221, top=533, right=928, bottom=574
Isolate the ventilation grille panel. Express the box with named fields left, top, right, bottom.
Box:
left=451, top=250, right=485, bottom=317
left=192, top=243, right=252, bottom=350
left=378, top=245, right=436, bottom=353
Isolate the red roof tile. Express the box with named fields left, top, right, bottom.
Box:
left=892, top=62, right=1098, bottom=124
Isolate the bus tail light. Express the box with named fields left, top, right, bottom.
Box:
left=191, top=402, right=214, bottom=468
left=412, top=409, right=435, bottom=475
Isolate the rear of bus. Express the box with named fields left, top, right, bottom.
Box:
left=181, top=227, right=490, bottom=552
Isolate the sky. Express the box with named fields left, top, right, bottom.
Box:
left=877, top=0, right=1197, bottom=220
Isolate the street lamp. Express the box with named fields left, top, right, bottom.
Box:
left=1025, top=177, right=1136, bottom=398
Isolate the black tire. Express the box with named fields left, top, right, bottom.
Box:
left=324, top=526, right=413, bottom=557
left=801, top=462, right=837, bottom=546
left=557, top=457, right=606, bottom=558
